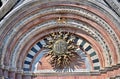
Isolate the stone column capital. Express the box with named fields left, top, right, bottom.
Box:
left=23, top=71, right=32, bottom=76
left=9, top=67, right=17, bottom=72
left=0, top=64, right=4, bottom=69
left=17, top=69, right=23, bottom=74
left=4, top=66, right=9, bottom=70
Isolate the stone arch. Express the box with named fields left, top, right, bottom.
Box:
left=23, top=32, right=101, bottom=72
left=0, top=0, right=120, bottom=79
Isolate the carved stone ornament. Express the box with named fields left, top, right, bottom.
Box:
left=44, top=31, right=85, bottom=71
left=53, top=39, right=67, bottom=55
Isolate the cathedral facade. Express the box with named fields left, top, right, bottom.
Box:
left=0, top=0, right=120, bottom=79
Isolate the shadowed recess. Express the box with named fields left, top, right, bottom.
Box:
left=0, top=0, right=2, bottom=7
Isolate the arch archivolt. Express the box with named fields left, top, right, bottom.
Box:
left=10, top=19, right=114, bottom=70
left=0, top=1, right=119, bottom=75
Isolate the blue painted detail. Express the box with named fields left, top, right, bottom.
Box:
left=24, top=61, right=31, bottom=64
left=44, top=38, right=49, bottom=44
left=74, top=37, right=79, bottom=44
left=90, top=52, right=96, bottom=57
left=31, top=47, right=38, bottom=53
left=94, top=66, right=100, bottom=70
left=37, top=42, right=43, bottom=48
left=85, top=45, right=92, bottom=51
left=80, top=40, right=86, bottom=47
left=93, top=59, right=99, bottom=63
left=23, top=68, right=29, bottom=71
left=27, top=54, right=34, bottom=59
left=44, top=38, right=48, bottom=41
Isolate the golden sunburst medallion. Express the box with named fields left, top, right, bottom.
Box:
left=44, top=31, right=82, bottom=70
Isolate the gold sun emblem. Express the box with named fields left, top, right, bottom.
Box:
left=44, top=31, right=81, bottom=70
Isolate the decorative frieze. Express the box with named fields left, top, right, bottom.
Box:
left=105, top=0, right=120, bottom=16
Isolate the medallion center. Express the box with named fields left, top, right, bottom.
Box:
left=53, top=39, right=67, bottom=54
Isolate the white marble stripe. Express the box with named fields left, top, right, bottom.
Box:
left=34, top=44, right=40, bottom=51
left=29, top=50, right=36, bottom=56
left=46, top=36, right=52, bottom=41
left=23, top=64, right=30, bottom=68
left=91, top=55, right=98, bottom=60
left=40, top=39, right=46, bottom=46
left=86, top=48, right=94, bottom=54
left=25, top=57, right=32, bottom=62
left=77, top=39, right=82, bottom=45
left=83, top=42, right=90, bottom=49
left=93, top=62, right=100, bottom=66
